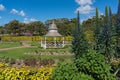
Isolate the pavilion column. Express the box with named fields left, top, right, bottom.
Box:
left=54, top=37, right=56, bottom=48
left=62, top=37, right=65, bottom=47
left=44, top=37, right=46, bottom=49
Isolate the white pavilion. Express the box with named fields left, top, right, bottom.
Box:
left=41, top=21, right=65, bottom=49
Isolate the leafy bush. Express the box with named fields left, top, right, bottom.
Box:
left=0, top=62, right=53, bottom=80
left=52, top=63, right=94, bottom=80
left=52, top=50, right=117, bottom=80
left=75, top=50, right=116, bottom=80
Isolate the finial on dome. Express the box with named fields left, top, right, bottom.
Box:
left=52, top=20, right=55, bottom=24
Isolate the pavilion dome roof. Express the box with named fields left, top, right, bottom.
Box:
left=45, top=21, right=62, bottom=37
left=48, top=21, right=58, bottom=30
left=45, top=32, right=62, bottom=37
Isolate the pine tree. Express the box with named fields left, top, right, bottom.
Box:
left=109, top=7, right=112, bottom=26
left=109, top=7, right=116, bottom=57
left=115, top=0, right=120, bottom=57
left=99, top=6, right=113, bottom=59
left=94, top=8, right=102, bottom=53
left=72, top=11, right=88, bottom=59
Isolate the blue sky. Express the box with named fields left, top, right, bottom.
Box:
left=0, top=0, right=119, bottom=26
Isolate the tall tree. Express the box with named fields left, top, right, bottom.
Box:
left=94, top=8, right=102, bottom=52
left=109, top=7, right=116, bottom=57
left=72, top=11, right=88, bottom=59
left=115, top=0, right=120, bottom=57
left=25, top=21, right=47, bottom=36
left=4, top=20, right=21, bottom=35
left=99, top=6, right=113, bottom=59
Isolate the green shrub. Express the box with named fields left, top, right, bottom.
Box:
left=0, top=62, right=53, bottom=80
left=52, top=63, right=94, bottom=80
left=75, top=50, right=116, bottom=80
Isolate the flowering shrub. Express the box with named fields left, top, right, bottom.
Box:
left=0, top=62, right=53, bottom=80
left=2, top=36, right=73, bottom=41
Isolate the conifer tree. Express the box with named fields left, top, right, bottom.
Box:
left=109, top=7, right=116, bottom=57
left=72, top=11, right=88, bottom=59
left=109, top=7, right=112, bottom=26
left=100, top=6, right=113, bottom=59
left=94, top=8, right=102, bottom=53
left=115, top=0, right=120, bottom=57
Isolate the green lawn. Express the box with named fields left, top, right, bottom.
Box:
left=0, top=41, right=74, bottom=63
left=29, top=41, right=41, bottom=47
left=0, top=42, right=21, bottom=49
left=0, top=47, right=74, bottom=63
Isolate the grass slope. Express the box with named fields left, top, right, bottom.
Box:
left=0, top=42, right=21, bottom=49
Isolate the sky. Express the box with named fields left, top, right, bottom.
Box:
left=0, top=0, right=119, bottom=26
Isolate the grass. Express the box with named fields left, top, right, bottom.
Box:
left=0, top=42, right=21, bottom=49
left=0, top=47, right=74, bottom=63
left=29, top=41, right=41, bottom=47
left=0, top=41, right=74, bottom=63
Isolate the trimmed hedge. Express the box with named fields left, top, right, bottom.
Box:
left=1, top=36, right=73, bottom=41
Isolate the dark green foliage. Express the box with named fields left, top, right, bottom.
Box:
left=52, top=50, right=116, bottom=80
left=109, top=7, right=112, bottom=26
left=52, top=63, right=94, bottom=80
left=94, top=8, right=102, bottom=53
left=109, top=7, right=116, bottom=57
left=75, top=50, right=116, bottom=80
left=25, top=21, right=47, bottom=36
left=4, top=20, right=47, bottom=36
left=4, top=20, right=20, bottom=35
left=72, top=11, right=88, bottom=59
left=1, top=18, right=76, bottom=36
left=95, top=6, right=113, bottom=59
left=102, top=6, right=113, bottom=58
left=118, top=0, right=120, bottom=14
left=115, top=0, right=120, bottom=57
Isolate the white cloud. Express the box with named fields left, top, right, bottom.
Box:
left=10, top=9, right=19, bottom=14
left=0, top=4, right=5, bottom=11
left=75, top=0, right=92, bottom=5
left=100, top=12, right=104, bottom=16
left=24, top=18, right=29, bottom=23
left=24, top=17, right=38, bottom=23
left=76, top=5, right=95, bottom=14
left=10, top=9, right=25, bottom=17
left=75, top=0, right=95, bottom=14
left=19, top=10, right=25, bottom=17
left=30, top=18, right=38, bottom=22
left=0, top=16, right=2, bottom=19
